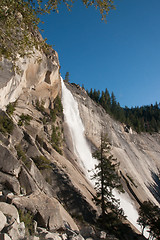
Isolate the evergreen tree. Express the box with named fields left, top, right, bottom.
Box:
left=137, top=201, right=160, bottom=239
left=87, top=86, right=160, bottom=134
left=91, top=133, right=124, bottom=226
left=64, top=72, right=70, bottom=82
left=111, top=92, right=117, bottom=116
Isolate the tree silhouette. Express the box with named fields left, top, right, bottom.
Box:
left=137, top=200, right=160, bottom=239
left=64, top=72, right=70, bottom=82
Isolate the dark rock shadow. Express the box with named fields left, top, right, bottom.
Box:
left=147, top=169, right=160, bottom=204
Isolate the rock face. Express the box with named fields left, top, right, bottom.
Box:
left=66, top=83, right=160, bottom=207
left=0, top=49, right=101, bottom=239
left=0, top=49, right=60, bottom=109
left=0, top=145, right=21, bottom=177
left=0, top=211, right=7, bottom=231
left=0, top=202, right=20, bottom=223
left=0, top=47, right=159, bottom=240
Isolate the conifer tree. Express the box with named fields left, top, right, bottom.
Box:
left=91, top=133, right=124, bottom=225
left=64, top=72, right=70, bottom=82
left=137, top=200, right=160, bottom=239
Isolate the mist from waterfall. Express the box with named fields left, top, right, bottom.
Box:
left=61, top=77, right=148, bottom=237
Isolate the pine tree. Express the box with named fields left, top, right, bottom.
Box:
left=137, top=201, right=160, bottom=239
left=64, top=72, right=70, bottom=82
left=91, top=133, right=124, bottom=226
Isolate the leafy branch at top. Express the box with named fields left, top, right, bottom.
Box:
left=0, top=0, right=116, bottom=68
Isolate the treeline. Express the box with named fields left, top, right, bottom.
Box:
left=86, top=88, right=160, bottom=133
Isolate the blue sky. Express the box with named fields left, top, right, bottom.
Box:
left=40, top=0, right=160, bottom=108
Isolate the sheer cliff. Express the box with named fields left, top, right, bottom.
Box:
left=0, top=50, right=99, bottom=240
left=66, top=83, right=160, bottom=208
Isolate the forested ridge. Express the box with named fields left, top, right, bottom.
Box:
left=86, top=88, right=160, bottom=133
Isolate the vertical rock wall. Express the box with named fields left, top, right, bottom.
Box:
left=0, top=49, right=61, bottom=109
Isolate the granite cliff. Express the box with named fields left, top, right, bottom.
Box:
left=0, top=48, right=159, bottom=240
left=66, top=83, right=160, bottom=208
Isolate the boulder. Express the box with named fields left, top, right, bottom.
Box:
left=0, top=171, right=20, bottom=195
left=12, top=192, right=79, bottom=231
left=0, top=132, right=10, bottom=146
left=0, top=144, right=21, bottom=177
left=45, top=232, right=62, bottom=240
left=0, top=202, right=20, bottom=223
left=61, top=234, right=68, bottom=240
left=18, top=166, right=39, bottom=195
left=27, top=159, right=55, bottom=197
left=18, top=159, right=55, bottom=197
left=9, top=124, right=23, bottom=146
left=7, top=221, right=25, bottom=240
left=0, top=210, right=7, bottom=231
left=17, top=222, right=25, bottom=239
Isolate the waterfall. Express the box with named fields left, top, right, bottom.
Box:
left=61, top=77, right=148, bottom=238
left=61, top=77, right=97, bottom=180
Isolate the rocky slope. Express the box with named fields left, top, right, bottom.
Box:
left=0, top=47, right=158, bottom=240
left=0, top=50, right=103, bottom=240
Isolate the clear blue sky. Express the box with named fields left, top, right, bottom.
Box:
left=40, top=0, right=160, bottom=108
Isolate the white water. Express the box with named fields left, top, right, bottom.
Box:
left=61, top=77, right=97, bottom=180
left=61, top=78, right=148, bottom=238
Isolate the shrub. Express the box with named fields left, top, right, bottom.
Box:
left=15, top=144, right=26, bottom=161
left=50, top=109, right=56, bottom=122
left=50, top=96, right=63, bottom=122
left=54, top=95, right=63, bottom=114
left=32, top=155, right=52, bottom=170
left=18, top=209, right=34, bottom=235
left=51, top=125, right=62, bottom=155
left=6, top=102, right=16, bottom=116
left=0, top=114, right=14, bottom=134
left=15, top=144, right=31, bottom=168
left=35, top=99, right=45, bottom=113
left=18, top=113, right=32, bottom=126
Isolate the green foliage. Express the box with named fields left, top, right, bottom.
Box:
left=137, top=201, right=160, bottom=239
left=50, top=95, right=63, bottom=121
left=35, top=99, right=45, bottom=113
left=51, top=125, right=62, bottom=154
left=91, top=134, right=124, bottom=228
left=6, top=102, right=16, bottom=115
left=18, top=209, right=34, bottom=235
left=18, top=113, right=32, bottom=126
left=0, top=113, right=14, bottom=134
left=0, top=0, right=52, bottom=71
left=87, top=88, right=160, bottom=133
left=15, top=144, right=31, bottom=168
left=32, top=155, right=52, bottom=170
left=0, top=0, right=115, bottom=67
left=15, top=144, right=26, bottom=161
